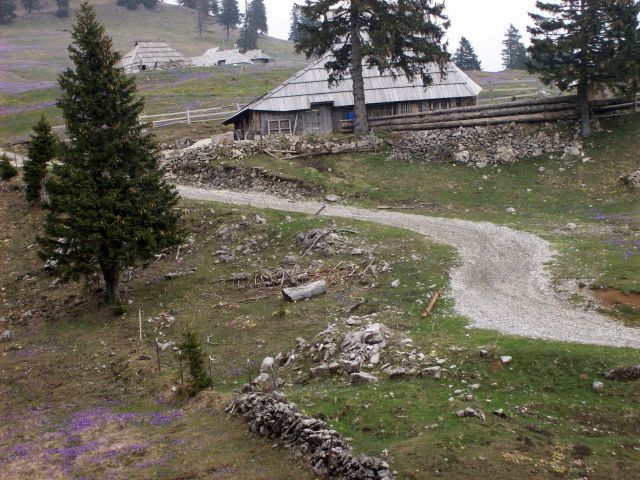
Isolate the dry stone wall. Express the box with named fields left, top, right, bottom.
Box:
left=389, top=121, right=589, bottom=167
left=228, top=393, right=395, bottom=479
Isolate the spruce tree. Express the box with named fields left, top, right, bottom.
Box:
left=38, top=3, right=182, bottom=303
left=238, top=0, right=257, bottom=51
left=179, top=327, right=212, bottom=394
left=55, top=0, right=69, bottom=17
left=210, top=0, right=219, bottom=15
left=0, top=0, right=17, bottom=23
left=0, top=154, right=18, bottom=181
left=528, top=0, right=640, bottom=138
left=249, top=0, right=266, bottom=35
left=220, top=0, right=240, bottom=40
left=21, top=0, right=40, bottom=13
left=453, top=37, right=482, bottom=71
left=288, top=5, right=299, bottom=42
left=296, top=0, right=450, bottom=137
left=25, top=115, right=57, bottom=204
left=501, top=24, right=528, bottom=70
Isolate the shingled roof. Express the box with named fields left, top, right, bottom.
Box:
left=224, top=53, right=482, bottom=124
left=120, top=41, right=192, bottom=73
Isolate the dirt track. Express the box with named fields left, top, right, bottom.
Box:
left=179, top=185, right=640, bottom=349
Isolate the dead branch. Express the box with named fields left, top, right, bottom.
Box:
left=422, top=290, right=441, bottom=318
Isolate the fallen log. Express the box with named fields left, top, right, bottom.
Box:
left=422, top=290, right=441, bottom=318
left=368, top=102, right=578, bottom=128
left=282, top=280, right=327, bottom=302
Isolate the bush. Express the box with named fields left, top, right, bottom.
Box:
left=179, top=327, right=212, bottom=394
left=0, top=155, right=18, bottom=181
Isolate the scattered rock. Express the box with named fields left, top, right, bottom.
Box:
left=604, top=365, right=640, bottom=381
left=620, top=171, right=640, bottom=192
left=564, top=223, right=577, bottom=231
left=500, top=355, right=513, bottom=365
left=351, top=372, right=380, bottom=385
left=592, top=381, right=604, bottom=393
left=350, top=248, right=366, bottom=256
left=325, top=194, right=340, bottom=203
left=505, top=207, right=516, bottom=214
left=492, top=409, right=508, bottom=419
left=260, top=356, right=274, bottom=374
left=0, top=330, right=13, bottom=342
left=456, top=407, right=485, bottom=421
left=386, top=367, right=411, bottom=380
left=281, top=255, right=300, bottom=266
left=422, top=366, right=442, bottom=379
left=391, top=279, right=401, bottom=288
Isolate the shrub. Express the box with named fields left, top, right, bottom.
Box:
left=0, top=155, right=18, bottom=181
left=179, top=327, right=212, bottom=394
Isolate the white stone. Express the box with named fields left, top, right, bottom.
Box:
left=500, top=355, right=513, bottom=365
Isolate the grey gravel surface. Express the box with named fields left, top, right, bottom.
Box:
left=179, top=185, right=640, bottom=349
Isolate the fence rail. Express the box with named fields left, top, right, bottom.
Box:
left=139, top=104, right=243, bottom=128
left=341, top=94, right=640, bottom=132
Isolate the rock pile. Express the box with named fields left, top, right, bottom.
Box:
left=389, top=122, right=586, bottom=167
left=228, top=393, right=395, bottom=479
left=259, top=311, right=447, bottom=386
left=620, top=171, right=640, bottom=192
left=604, top=365, right=640, bottom=381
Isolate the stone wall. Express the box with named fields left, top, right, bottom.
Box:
left=228, top=393, right=395, bottom=479
left=389, top=121, right=589, bottom=167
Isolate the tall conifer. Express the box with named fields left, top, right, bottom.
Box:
left=38, top=3, right=182, bottom=303
left=453, top=37, right=482, bottom=71
left=220, top=0, right=240, bottom=40
left=528, top=0, right=640, bottom=137
left=296, top=0, right=450, bottom=137
left=0, top=0, right=17, bottom=24
left=501, top=24, right=527, bottom=70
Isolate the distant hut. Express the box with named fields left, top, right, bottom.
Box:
left=119, top=41, right=193, bottom=74
left=243, top=49, right=274, bottom=65
left=192, top=48, right=254, bottom=67
left=223, top=53, right=482, bottom=139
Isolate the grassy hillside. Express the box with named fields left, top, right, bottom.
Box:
left=0, top=0, right=301, bottom=88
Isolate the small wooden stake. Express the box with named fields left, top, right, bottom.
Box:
left=315, top=205, right=326, bottom=215
left=179, top=353, right=184, bottom=385
left=155, top=343, right=161, bottom=372
left=422, top=290, right=441, bottom=318
left=138, top=309, right=143, bottom=342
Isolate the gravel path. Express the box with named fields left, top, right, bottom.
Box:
left=179, top=185, right=640, bottom=349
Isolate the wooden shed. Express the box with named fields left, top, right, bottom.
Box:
left=119, top=41, right=192, bottom=74
left=223, top=53, right=482, bottom=139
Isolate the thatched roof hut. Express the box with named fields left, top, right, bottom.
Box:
left=120, top=41, right=193, bottom=74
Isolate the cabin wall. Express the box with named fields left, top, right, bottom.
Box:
left=231, top=96, right=479, bottom=138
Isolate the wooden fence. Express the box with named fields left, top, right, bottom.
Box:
left=341, top=94, right=640, bottom=132
left=139, top=104, right=243, bottom=128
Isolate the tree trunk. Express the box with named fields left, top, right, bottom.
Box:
left=350, top=4, right=368, bottom=138
left=102, top=264, right=121, bottom=303
left=577, top=81, right=591, bottom=138
left=226, top=25, right=230, bottom=41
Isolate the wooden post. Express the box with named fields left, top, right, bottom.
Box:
left=155, top=343, right=161, bottom=372
left=186, top=109, right=191, bottom=125
left=138, top=309, right=142, bottom=342
left=422, top=290, right=441, bottom=318
left=179, top=353, right=184, bottom=385
left=209, top=356, right=213, bottom=388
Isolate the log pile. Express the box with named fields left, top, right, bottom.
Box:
left=227, top=393, right=395, bottom=479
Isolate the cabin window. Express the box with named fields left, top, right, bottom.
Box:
left=440, top=99, right=450, bottom=109
left=267, top=119, right=292, bottom=135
